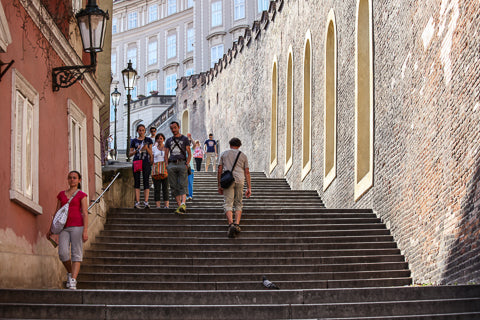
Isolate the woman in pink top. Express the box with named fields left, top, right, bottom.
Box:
left=46, top=171, right=88, bottom=290
left=193, top=140, right=204, bottom=172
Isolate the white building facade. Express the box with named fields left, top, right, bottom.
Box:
left=111, top=0, right=269, bottom=151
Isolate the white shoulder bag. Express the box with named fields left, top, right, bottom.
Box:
left=50, top=190, right=79, bottom=234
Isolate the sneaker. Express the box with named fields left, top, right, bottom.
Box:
left=187, top=197, right=193, bottom=201
left=178, top=203, right=187, bottom=214
left=68, top=278, right=77, bottom=290
left=227, top=224, right=236, bottom=238
left=144, top=201, right=150, bottom=209
left=234, top=224, right=241, bottom=235
left=134, top=202, right=141, bottom=209
left=65, top=273, right=72, bottom=288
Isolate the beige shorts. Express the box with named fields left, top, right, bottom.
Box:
left=223, top=182, right=244, bottom=212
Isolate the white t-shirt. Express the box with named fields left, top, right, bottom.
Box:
left=152, top=145, right=166, bottom=163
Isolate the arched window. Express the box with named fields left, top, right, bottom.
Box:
left=285, top=46, right=294, bottom=174
left=182, top=110, right=189, bottom=135
left=355, top=0, right=374, bottom=200
left=270, top=57, right=278, bottom=173
left=324, top=10, right=337, bottom=191
left=302, top=30, right=312, bottom=180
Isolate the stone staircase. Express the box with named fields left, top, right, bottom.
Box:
left=1, top=172, right=479, bottom=319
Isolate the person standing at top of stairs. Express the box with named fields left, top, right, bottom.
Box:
left=218, top=137, right=252, bottom=238
left=204, top=133, right=218, bottom=172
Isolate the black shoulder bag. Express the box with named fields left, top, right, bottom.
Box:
left=172, top=137, right=192, bottom=175
left=220, top=151, right=241, bottom=189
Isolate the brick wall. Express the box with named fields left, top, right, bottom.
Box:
left=177, top=0, right=480, bottom=285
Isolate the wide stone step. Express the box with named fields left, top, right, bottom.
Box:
left=82, top=255, right=406, bottom=266
left=84, top=248, right=401, bottom=258
left=93, top=234, right=395, bottom=244
left=89, top=241, right=398, bottom=251
left=102, top=223, right=386, bottom=232
left=76, top=277, right=413, bottom=290
left=81, top=262, right=409, bottom=274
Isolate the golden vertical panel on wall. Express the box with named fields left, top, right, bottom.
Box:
left=182, top=110, right=189, bottom=135
left=302, top=30, right=312, bottom=181
left=270, top=57, right=278, bottom=173
left=285, top=46, right=294, bottom=174
left=354, top=0, right=374, bottom=200
left=324, top=10, right=337, bottom=191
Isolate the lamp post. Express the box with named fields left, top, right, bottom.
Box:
left=111, top=87, right=121, bottom=160
left=121, top=60, right=137, bottom=162
left=52, top=0, right=109, bottom=91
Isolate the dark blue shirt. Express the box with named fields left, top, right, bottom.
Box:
left=130, top=137, right=153, bottom=163
left=204, top=139, right=217, bottom=153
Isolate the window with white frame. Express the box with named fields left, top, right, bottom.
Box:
left=10, top=70, right=41, bottom=214
left=168, top=0, right=176, bottom=15
left=211, top=44, right=223, bottom=67
left=128, top=12, right=137, bottom=29
left=148, top=40, right=157, bottom=65
left=187, top=0, right=194, bottom=8
left=211, top=1, right=222, bottom=27
left=147, top=79, right=157, bottom=94
left=68, top=100, right=89, bottom=198
left=112, top=17, right=117, bottom=34
left=258, top=0, right=269, bottom=12
left=187, top=28, right=194, bottom=52
left=111, top=52, right=117, bottom=74
left=185, top=68, right=194, bottom=76
left=234, top=0, right=245, bottom=20
left=167, top=34, right=176, bottom=59
left=127, top=47, right=137, bottom=69
left=165, top=74, right=177, bottom=95
left=148, top=5, right=158, bottom=22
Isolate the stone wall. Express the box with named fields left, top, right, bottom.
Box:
left=177, top=0, right=480, bottom=285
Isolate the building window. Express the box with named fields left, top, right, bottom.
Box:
left=165, top=74, right=177, bottom=95
left=147, top=79, right=157, bottom=94
left=68, top=100, right=89, bottom=198
left=302, top=30, right=312, bottom=181
left=211, top=1, right=222, bottom=27
left=128, top=12, right=137, bottom=29
left=187, top=0, right=194, bottom=8
left=148, top=41, right=157, bottom=65
left=148, top=5, right=158, bottom=22
left=181, top=110, right=189, bottom=135
left=355, top=0, right=374, bottom=200
left=167, top=34, right=176, bottom=59
left=258, top=0, right=269, bottom=12
left=127, top=47, right=137, bottom=69
left=111, top=52, right=117, bottom=74
left=112, top=17, right=117, bottom=34
left=187, top=28, right=194, bottom=52
left=10, top=70, right=42, bottom=215
left=168, top=0, right=176, bottom=15
left=185, top=68, right=194, bottom=76
left=131, top=87, right=138, bottom=100
left=210, top=44, right=223, bottom=67
left=234, top=0, right=245, bottom=20
left=270, top=57, right=278, bottom=173
left=324, top=10, right=337, bottom=191
left=285, top=46, right=293, bottom=174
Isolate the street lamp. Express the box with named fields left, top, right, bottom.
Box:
left=52, top=0, right=109, bottom=91
left=111, top=86, right=121, bottom=160
left=121, top=60, right=137, bottom=162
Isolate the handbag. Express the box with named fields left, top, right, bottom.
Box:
left=152, top=161, right=168, bottom=180
left=50, top=190, right=79, bottom=234
left=220, top=151, right=241, bottom=189
left=133, top=159, right=143, bottom=172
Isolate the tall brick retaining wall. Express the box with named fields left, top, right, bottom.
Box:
left=177, top=0, right=480, bottom=285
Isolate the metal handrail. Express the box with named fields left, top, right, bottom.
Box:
left=88, top=172, right=121, bottom=212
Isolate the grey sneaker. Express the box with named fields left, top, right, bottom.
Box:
left=144, top=201, right=150, bottom=209
left=234, top=224, right=241, bottom=235
left=66, top=273, right=72, bottom=288
left=227, top=224, right=236, bottom=238
left=134, top=202, right=141, bottom=209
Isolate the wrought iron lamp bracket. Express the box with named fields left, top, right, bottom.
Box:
left=52, top=63, right=96, bottom=92
left=0, top=59, right=14, bottom=82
